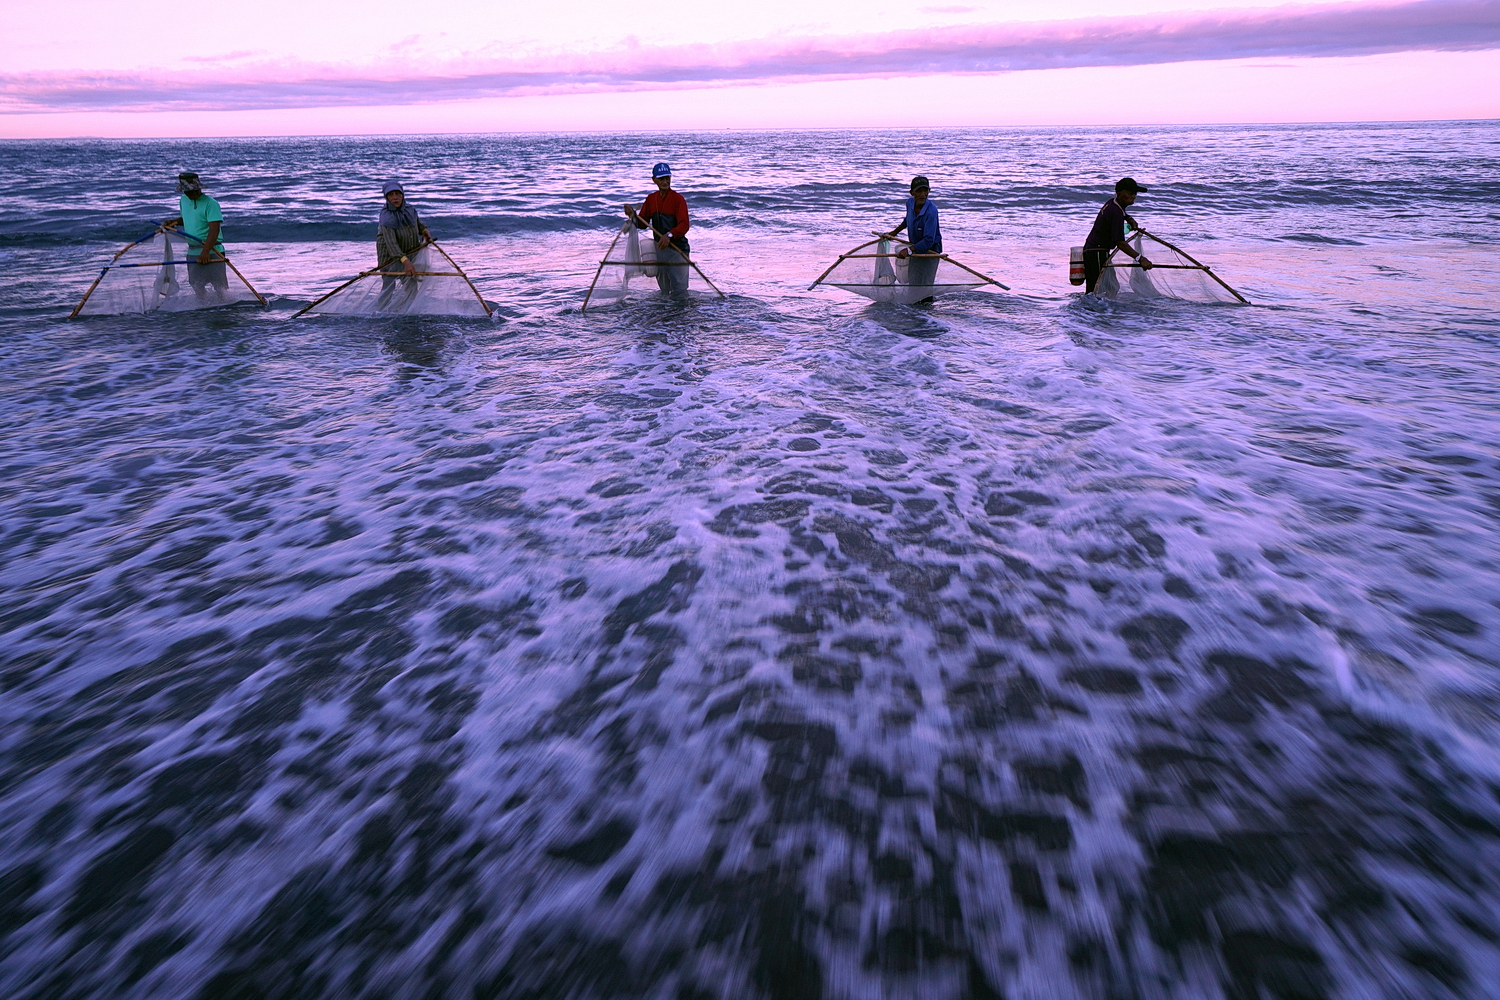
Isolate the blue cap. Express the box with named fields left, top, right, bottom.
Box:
left=652, top=162, right=672, bottom=179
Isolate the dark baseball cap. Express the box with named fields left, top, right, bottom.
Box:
left=910, top=175, right=930, bottom=191
left=1116, top=177, right=1148, bottom=193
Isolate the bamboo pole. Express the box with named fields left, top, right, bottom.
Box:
left=427, top=240, right=493, bottom=317
left=224, top=258, right=268, bottom=307
left=70, top=267, right=114, bottom=319
left=582, top=223, right=628, bottom=313
left=107, top=227, right=163, bottom=262
left=292, top=239, right=442, bottom=318
left=834, top=253, right=939, bottom=259
left=70, top=227, right=168, bottom=318
left=585, top=222, right=725, bottom=309
left=870, top=231, right=1010, bottom=289
left=640, top=218, right=725, bottom=300
left=934, top=254, right=1009, bottom=290
left=689, top=259, right=726, bottom=299
left=1105, top=263, right=1209, bottom=270
left=807, top=237, right=885, bottom=290
left=292, top=271, right=376, bottom=318
left=1138, top=229, right=1250, bottom=304
left=164, top=227, right=268, bottom=307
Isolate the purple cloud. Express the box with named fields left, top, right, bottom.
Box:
left=3, top=0, right=1497, bottom=114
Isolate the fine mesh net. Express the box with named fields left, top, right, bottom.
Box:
left=301, top=244, right=490, bottom=317
left=811, top=237, right=997, bottom=305
left=72, top=231, right=263, bottom=316
left=1093, top=231, right=1246, bottom=304
left=582, top=222, right=723, bottom=310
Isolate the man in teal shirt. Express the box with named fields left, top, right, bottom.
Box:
left=163, top=171, right=228, bottom=300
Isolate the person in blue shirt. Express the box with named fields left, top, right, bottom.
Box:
left=163, top=171, right=229, bottom=301
left=884, top=175, right=942, bottom=299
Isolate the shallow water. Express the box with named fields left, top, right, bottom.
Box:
left=2, top=123, right=1500, bottom=1000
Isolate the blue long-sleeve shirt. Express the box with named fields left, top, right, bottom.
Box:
left=894, top=196, right=942, bottom=254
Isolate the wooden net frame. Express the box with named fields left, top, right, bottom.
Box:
left=70, top=227, right=267, bottom=318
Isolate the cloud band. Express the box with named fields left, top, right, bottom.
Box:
left=3, top=0, right=1498, bottom=114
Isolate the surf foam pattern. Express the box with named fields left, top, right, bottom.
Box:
left=2, top=124, right=1500, bottom=999
left=3, top=289, right=1500, bottom=1000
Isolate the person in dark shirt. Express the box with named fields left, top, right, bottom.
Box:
left=625, top=162, right=691, bottom=295
left=885, top=175, right=942, bottom=297
left=1082, top=177, right=1154, bottom=294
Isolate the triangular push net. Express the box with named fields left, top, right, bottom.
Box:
left=71, top=229, right=266, bottom=317
left=1091, top=230, right=1249, bottom=304
left=296, top=243, right=491, bottom=318
left=581, top=222, right=725, bottom=311
left=809, top=235, right=1006, bottom=305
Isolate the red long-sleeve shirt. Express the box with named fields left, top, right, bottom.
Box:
left=635, top=190, right=689, bottom=238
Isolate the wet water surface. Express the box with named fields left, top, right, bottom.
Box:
left=2, top=123, right=1500, bottom=999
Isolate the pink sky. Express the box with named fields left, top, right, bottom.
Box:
left=4, top=0, right=1497, bottom=136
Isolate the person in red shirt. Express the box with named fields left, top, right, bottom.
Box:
left=624, top=162, right=690, bottom=295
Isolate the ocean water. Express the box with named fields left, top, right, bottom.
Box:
left=2, top=122, right=1500, bottom=1000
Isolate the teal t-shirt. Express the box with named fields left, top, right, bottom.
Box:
left=179, top=193, right=224, bottom=254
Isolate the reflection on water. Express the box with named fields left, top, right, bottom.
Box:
left=383, top=326, right=448, bottom=375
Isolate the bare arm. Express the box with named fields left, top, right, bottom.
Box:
left=196, top=221, right=221, bottom=264
left=1114, top=235, right=1152, bottom=268
left=1118, top=214, right=1151, bottom=267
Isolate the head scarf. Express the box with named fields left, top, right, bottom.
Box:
left=379, top=180, right=420, bottom=229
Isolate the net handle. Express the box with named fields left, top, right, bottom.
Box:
left=871, top=232, right=1010, bottom=290
left=1106, top=263, right=1213, bottom=270
left=71, top=225, right=267, bottom=317
left=639, top=223, right=726, bottom=299
left=1137, top=229, right=1250, bottom=304
left=293, top=237, right=439, bottom=318
left=582, top=221, right=629, bottom=313
left=583, top=221, right=725, bottom=312
left=293, top=238, right=489, bottom=318
left=70, top=225, right=170, bottom=318
left=809, top=233, right=1009, bottom=292
left=426, top=239, right=492, bottom=317
left=807, top=236, right=886, bottom=290
left=162, top=225, right=268, bottom=307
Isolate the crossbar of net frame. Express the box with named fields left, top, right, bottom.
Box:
left=581, top=221, right=725, bottom=313
left=292, top=238, right=492, bottom=318
left=70, top=226, right=267, bottom=318
left=1101, top=229, right=1250, bottom=304
left=807, top=234, right=1010, bottom=292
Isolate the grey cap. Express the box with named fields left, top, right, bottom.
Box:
left=382, top=180, right=404, bottom=195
